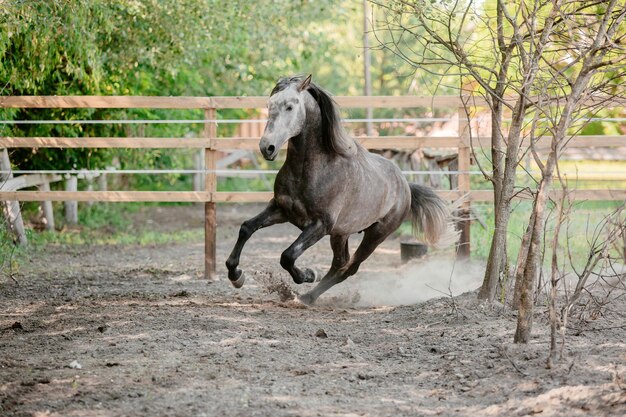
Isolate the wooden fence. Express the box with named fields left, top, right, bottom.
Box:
left=1, top=96, right=625, bottom=280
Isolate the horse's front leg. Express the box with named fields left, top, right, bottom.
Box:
left=225, top=200, right=286, bottom=288
left=280, top=220, right=327, bottom=284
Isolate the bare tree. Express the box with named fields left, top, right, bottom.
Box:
left=371, top=0, right=625, bottom=310
left=546, top=174, right=570, bottom=369
left=512, top=0, right=626, bottom=342
left=547, top=187, right=625, bottom=367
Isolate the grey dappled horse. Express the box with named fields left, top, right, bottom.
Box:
left=226, top=75, right=456, bottom=305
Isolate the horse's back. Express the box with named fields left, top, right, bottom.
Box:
left=326, top=148, right=411, bottom=234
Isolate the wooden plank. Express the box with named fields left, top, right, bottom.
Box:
left=461, top=189, right=626, bottom=202
left=522, top=135, right=626, bottom=149
left=335, top=96, right=467, bottom=108
left=2, top=95, right=625, bottom=110
left=214, top=192, right=273, bottom=203
left=211, top=136, right=462, bottom=151
left=0, top=137, right=213, bottom=148
left=212, top=137, right=268, bottom=150
left=0, top=135, right=466, bottom=151
left=211, top=97, right=268, bottom=109
left=0, top=95, right=469, bottom=109
left=0, top=191, right=211, bottom=202
left=3, top=135, right=623, bottom=150
left=357, top=136, right=461, bottom=149
left=0, top=96, right=214, bottom=109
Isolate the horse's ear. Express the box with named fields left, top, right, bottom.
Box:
left=297, top=74, right=312, bottom=92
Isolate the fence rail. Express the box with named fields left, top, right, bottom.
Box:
left=1, top=95, right=625, bottom=279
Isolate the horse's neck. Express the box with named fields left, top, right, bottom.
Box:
left=284, top=128, right=329, bottom=170
left=284, top=106, right=331, bottom=170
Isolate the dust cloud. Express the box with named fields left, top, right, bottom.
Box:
left=320, top=258, right=485, bottom=307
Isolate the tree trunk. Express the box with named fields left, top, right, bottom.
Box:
left=479, top=100, right=524, bottom=301
left=514, top=157, right=556, bottom=343
left=478, top=103, right=506, bottom=300
left=479, top=203, right=510, bottom=300
left=547, top=191, right=566, bottom=368
left=512, top=212, right=535, bottom=309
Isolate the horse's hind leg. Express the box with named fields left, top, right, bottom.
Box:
left=225, top=200, right=286, bottom=288
left=328, top=234, right=350, bottom=275
left=298, top=223, right=392, bottom=305
left=280, top=220, right=327, bottom=284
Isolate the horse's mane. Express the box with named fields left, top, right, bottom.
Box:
left=271, top=75, right=356, bottom=157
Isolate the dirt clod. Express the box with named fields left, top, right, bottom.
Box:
left=315, top=328, right=328, bottom=338
left=256, top=272, right=296, bottom=302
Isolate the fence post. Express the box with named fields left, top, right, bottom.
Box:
left=38, top=180, right=55, bottom=231
left=64, top=175, right=78, bottom=224
left=204, top=108, right=217, bottom=281
left=0, top=148, right=27, bottom=245
left=457, top=105, right=471, bottom=259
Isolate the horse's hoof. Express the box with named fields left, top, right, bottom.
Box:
left=229, top=269, right=245, bottom=289
left=297, top=293, right=316, bottom=306
left=303, top=268, right=317, bottom=283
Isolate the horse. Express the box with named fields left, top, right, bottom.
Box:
left=225, top=74, right=457, bottom=305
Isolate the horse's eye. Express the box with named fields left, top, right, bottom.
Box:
left=286, top=105, right=293, bottom=111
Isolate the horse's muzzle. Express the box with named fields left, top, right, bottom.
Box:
left=259, top=138, right=278, bottom=161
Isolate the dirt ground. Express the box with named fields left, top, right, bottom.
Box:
left=1, top=204, right=625, bottom=417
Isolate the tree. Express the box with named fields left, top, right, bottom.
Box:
left=510, top=0, right=626, bottom=342
left=371, top=0, right=626, bottom=341
left=0, top=0, right=357, bottom=173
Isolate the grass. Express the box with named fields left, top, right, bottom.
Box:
left=0, top=202, right=204, bottom=278
left=470, top=199, right=624, bottom=265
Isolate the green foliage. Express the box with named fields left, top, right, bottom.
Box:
left=0, top=0, right=361, bottom=171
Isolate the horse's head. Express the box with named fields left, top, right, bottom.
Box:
left=259, top=75, right=312, bottom=161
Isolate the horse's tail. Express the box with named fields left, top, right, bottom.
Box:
left=409, top=183, right=460, bottom=248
